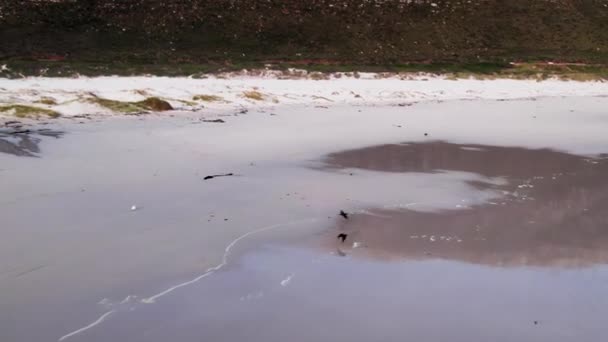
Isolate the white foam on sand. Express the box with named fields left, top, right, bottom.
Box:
left=2, top=74, right=608, bottom=119
left=56, top=218, right=316, bottom=341
left=58, top=310, right=115, bottom=341
left=141, top=218, right=316, bottom=304
left=280, top=274, right=294, bottom=287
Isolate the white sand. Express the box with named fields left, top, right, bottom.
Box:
left=1, top=73, right=607, bottom=119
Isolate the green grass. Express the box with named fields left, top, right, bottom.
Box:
left=242, top=90, right=265, bottom=101
left=193, top=94, right=224, bottom=102
left=3, top=1, right=608, bottom=74
left=438, top=63, right=608, bottom=81
left=88, top=97, right=143, bottom=113
left=88, top=96, right=173, bottom=113
left=0, top=105, right=60, bottom=119
left=2, top=60, right=607, bottom=81
left=35, top=96, right=58, bottom=105
left=0, top=60, right=223, bottom=78
left=173, top=99, right=198, bottom=106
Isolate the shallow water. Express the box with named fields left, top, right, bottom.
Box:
left=321, top=141, right=608, bottom=267
left=1, top=97, right=608, bottom=341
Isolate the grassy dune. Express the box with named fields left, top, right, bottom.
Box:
left=1, top=1, right=607, bottom=77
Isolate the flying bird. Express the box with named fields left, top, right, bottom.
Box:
left=339, top=210, right=349, bottom=219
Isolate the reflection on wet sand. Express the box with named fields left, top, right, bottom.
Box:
left=0, top=129, right=64, bottom=157
left=322, top=142, right=608, bottom=267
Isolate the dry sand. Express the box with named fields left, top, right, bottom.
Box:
left=2, top=74, right=608, bottom=120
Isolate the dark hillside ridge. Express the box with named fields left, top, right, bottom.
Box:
left=1, top=0, right=607, bottom=66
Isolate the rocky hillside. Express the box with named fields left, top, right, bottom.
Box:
left=1, top=0, right=607, bottom=66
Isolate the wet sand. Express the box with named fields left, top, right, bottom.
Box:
left=0, top=129, right=64, bottom=157
left=70, top=245, right=608, bottom=342
left=1, top=97, right=608, bottom=341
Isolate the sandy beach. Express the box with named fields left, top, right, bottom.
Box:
left=2, top=74, right=608, bottom=120
left=1, top=76, right=608, bottom=342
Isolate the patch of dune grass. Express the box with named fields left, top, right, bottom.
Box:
left=137, top=97, right=173, bottom=111
left=309, top=72, right=330, bottom=80
left=89, top=97, right=142, bottom=113
left=35, top=97, right=58, bottom=105
left=555, top=73, right=603, bottom=81
left=439, top=63, right=608, bottom=81
left=174, top=99, right=198, bottom=106
left=193, top=94, right=223, bottom=102
left=88, top=96, right=173, bottom=113
left=0, top=105, right=60, bottom=119
left=242, top=90, right=265, bottom=101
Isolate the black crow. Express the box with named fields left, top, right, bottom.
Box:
left=339, top=210, right=349, bottom=219
left=337, top=233, right=348, bottom=243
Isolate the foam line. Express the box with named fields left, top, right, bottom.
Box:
left=280, top=274, right=294, bottom=287
left=141, top=218, right=316, bottom=304
left=57, top=217, right=316, bottom=340
left=58, top=310, right=115, bottom=341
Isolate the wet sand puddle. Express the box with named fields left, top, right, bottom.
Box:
left=322, top=142, right=608, bottom=267
left=70, top=141, right=608, bottom=342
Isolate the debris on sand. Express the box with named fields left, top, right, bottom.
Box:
left=203, top=173, right=234, bottom=180
left=201, top=119, right=225, bottom=123
left=3, top=120, right=21, bottom=127
left=339, top=210, right=349, bottom=219
left=337, top=233, right=348, bottom=243
left=130, top=205, right=138, bottom=211
left=71, top=114, right=91, bottom=119
left=9, top=129, right=32, bottom=135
